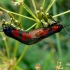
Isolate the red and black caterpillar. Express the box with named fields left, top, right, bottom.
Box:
left=2, top=21, right=63, bottom=45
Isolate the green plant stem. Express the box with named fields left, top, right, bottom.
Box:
left=13, top=45, right=29, bottom=69
left=53, top=10, right=70, bottom=18
left=35, top=22, right=41, bottom=28
left=0, top=33, right=10, bottom=58
left=18, top=4, right=23, bottom=22
left=25, top=23, right=36, bottom=31
left=43, top=51, right=54, bottom=70
left=22, top=3, right=39, bottom=22
left=52, top=1, right=62, bottom=61
left=16, top=66, right=23, bottom=70
left=46, top=0, right=56, bottom=13
left=56, top=34, right=62, bottom=60
left=13, top=4, right=23, bottom=58
left=31, top=0, right=37, bottom=16
left=42, top=0, right=46, bottom=8
left=13, top=41, right=19, bottom=57
left=0, top=7, right=36, bottom=21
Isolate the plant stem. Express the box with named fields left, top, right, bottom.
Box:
left=42, top=0, right=46, bottom=8
left=13, top=41, right=19, bottom=57
left=53, top=10, right=70, bottom=18
left=18, top=4, right=23, bottom=22
left=0, top=7, right=36, bottom=21
left=52, top=1, right=62, bottom=61
left=46, top=0, right=56, bottom=13
left=22, top=3, right=39, bottom=22
left=13, top=45, right=29, bottom=69
left=31, top=0, right=37, bottom=16
left=25, top=23, right=36, bottom=31
left=16, top=66, right=23, bottom=70
left=0, top=33, right=10, bottom=58
left=56, top=34, right=62, bottom=61
left=43, top=51, right=54, bottom=70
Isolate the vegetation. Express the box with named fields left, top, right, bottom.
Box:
left=0, top=0, right=70, bottom=70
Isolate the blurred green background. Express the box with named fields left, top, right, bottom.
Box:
left=0, top=0, right=70, bottom=70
